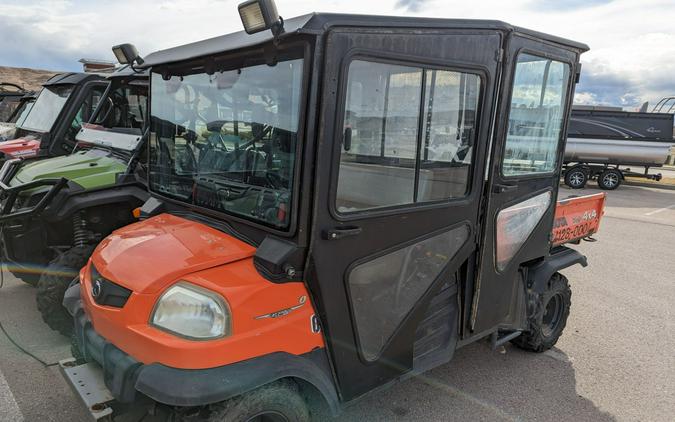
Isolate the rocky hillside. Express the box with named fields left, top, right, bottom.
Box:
left=0, top=66, right=61, bottom=92
left=0, top=66, right=62, bottom=121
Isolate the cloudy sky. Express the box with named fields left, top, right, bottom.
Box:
left=1, top=0, right=674, bottom=109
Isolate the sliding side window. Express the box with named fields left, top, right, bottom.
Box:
left=336, top=60, right=481, bottom=213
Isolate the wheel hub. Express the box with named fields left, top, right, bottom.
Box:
left=570, top=172, right=584, bottom=186
left=542, top=293, right=563, bottom=337
left=603, top=173, right=618, bottom=187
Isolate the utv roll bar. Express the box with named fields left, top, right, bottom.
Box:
left=0, top=158, right=72, bottom=222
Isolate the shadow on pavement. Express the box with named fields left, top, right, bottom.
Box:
left=324, top=341, right=616, bottom=422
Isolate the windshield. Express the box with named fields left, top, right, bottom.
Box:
left=76, top=79, right=148, bottom=151
left=149, top=56, right=304, bottom=229
left=18, top=85, right=73, bottom=132
left=9, top=99, right=35, bottom=125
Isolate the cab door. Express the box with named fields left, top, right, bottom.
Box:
left=50, top=81, right=108, bottom=155
left=308, top=28, right=501, bottom=401
left=470, top=35, right=582, bottom=334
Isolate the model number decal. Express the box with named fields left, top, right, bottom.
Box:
left=255, top=296, right=307, bottom=320
left=552, top=208, right=599, bottom=244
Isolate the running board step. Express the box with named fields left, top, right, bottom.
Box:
left=490, top=330, right=522, bottom=350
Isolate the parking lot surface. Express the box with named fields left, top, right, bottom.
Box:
left=1, top=184, right=673, bottom=421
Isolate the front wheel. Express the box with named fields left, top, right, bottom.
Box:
left=36, top=245, right=95, bottom=336
left=512, top=273, right=571, bottom=353
left=206, top=380, right=309, bottom=422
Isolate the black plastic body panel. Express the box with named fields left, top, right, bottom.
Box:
left=526, top=246, right=587, bottom=294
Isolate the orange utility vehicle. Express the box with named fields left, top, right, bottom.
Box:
left=60, top=2, right=602, bottom=420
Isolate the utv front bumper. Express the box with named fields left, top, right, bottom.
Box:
left=62, top=283, right=339, bottom=414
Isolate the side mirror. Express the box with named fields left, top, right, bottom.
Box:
left=343, top=127, right=352, bottom=151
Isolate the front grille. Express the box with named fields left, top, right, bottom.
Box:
left=90, top=265, right=132, bottom=308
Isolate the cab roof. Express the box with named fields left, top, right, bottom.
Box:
left=43, top=72, right=106, bottom=87
left=141, top=12, right=589, bottom=69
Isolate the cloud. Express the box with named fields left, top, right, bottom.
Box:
left=395, top=0, right=431, bottom=12
left=1, top=0, right=674, bottom=109
left=529, top=0, right=614, bottom=11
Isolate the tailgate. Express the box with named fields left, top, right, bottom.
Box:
left=552, top=192, right=606, bottom=247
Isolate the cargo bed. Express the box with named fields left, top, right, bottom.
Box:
left=552, top=192, right=606, bottom=247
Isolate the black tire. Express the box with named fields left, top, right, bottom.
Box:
left=564, top=167, right=587, bottom=189
left=512, top=273, right=571, bottom=353
left=597, top=169, right=622, bottom=190
left=36, top=245, right=95, bottom=337
left=70, top=333, right=85, bottom=364
left=9, top=271, right=41, bottom=287
left=206, top=380, right=309, bottom=422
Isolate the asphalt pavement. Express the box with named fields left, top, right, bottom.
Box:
left=1, top=184, right=673, bottom=421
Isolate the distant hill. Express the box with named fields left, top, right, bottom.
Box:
left=0, top=66, right=62, bottom=92
left=0, top=66, right=62, bottom=121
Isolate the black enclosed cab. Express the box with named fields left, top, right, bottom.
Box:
left=59, top=4, right=601, bottom=421
left=0, top=72, right=108, bottom=162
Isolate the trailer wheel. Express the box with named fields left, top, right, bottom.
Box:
left=512, top=273, right=571, bottom=353
left=597, top=169, right=622, bottom=190
left=36, top=245, right=95, bottom=336
left=206, top=380, right=309, bottom=422
left=564, top=167, right=587, bottom=189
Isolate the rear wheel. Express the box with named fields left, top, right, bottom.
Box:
left=597, top=169, right=622, bottom=190
left=36, top=245, right=95, bottom=336
left=512, top=273, right=571, bottom=353
left=205, top=380, right=309, bottom=422
left=564, top=167, right=587, bottom=189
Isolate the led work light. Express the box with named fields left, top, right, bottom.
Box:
left=238, top=0, right=284, bottom=35
left=112, top=43, right=144, bottom=66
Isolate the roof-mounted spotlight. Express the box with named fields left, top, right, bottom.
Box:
left=112, top=43, right=145, bottom=67
left=238, top=0, right=284, bottom=37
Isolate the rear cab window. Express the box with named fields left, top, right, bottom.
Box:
left=501, top=53, right=571, bottom=177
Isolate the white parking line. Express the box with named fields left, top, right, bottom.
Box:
left=644, top=203, right=675, bottom=216
left=0, top=367, right=23, bottom=422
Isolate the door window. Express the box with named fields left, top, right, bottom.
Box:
left=65, top=85, right=106, bottom=144
left=502, top=54, right=571, bottom=176
left=348, top=225, right=470, bottom=361
left=336, top=60, right=481, bottom=213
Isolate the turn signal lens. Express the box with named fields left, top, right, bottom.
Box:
left=151, top=282, right=230, bottom=340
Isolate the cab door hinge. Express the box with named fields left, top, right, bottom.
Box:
left=495, top=48, right=504, bottom=63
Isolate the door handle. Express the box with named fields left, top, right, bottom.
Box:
left=492, top=183, right=517, bottom=193
left=323, top=226, right=362, bottom=240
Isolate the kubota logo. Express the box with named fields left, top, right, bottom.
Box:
left=92, top=280, right=103, bottom=298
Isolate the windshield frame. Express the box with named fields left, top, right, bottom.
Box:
left=17, top=84, right=73, bottom=133
left=147, top=40, right=312, bottom=237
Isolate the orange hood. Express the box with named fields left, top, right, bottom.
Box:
left=91, top=213, right=256, bottom=294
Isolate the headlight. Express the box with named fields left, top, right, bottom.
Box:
left=151, top=282, right=231, bottom=340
